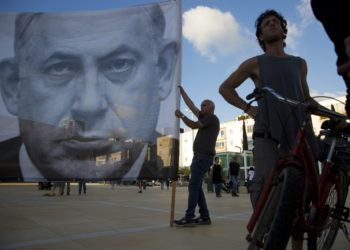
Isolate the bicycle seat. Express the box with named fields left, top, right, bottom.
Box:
left=318, top=135, right=350, bottom=167
left=321, top=120, right=350, bottom=137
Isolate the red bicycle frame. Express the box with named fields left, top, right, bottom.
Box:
left=246, top=117, right=341, bottom=239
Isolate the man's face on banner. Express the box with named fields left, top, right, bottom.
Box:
left=8, top=9, right=176, bottom=179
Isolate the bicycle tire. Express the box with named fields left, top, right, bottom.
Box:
left=307, top=167, right=349, bottom=250
left=248, top=164, right=303, bottom=250
left=247, top=174, right=283, bottom=250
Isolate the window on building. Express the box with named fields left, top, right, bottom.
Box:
left=216, top=142, right=225, bottom=149
left=247, top=125, right=253, bottom=133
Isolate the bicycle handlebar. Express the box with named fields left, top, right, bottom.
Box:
left=246, top=89, right=260, bottom=100
left=246, top=87, right=347, bottom=120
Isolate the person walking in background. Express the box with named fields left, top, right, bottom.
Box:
left=38, top=182, right=51, bottom=190
left=246, top=166, right=255, bottom=194
left=111, top=180, right=118, bottom=189
left=78, top=180, right=86, bottom=195
left=174, top=86, right=220, bottom=226
left=228, top=156, right=240, bottom=197
left=212, top=157, right=224, bottom=197
left=166, top=179, right=170, bottom=190
left=44, top=181, right=60, bottom=196
left=137, top=180, right=144, bottom=193
left=58, top=182, right=65, bottom=196
left=60, top=182, right=70, bottom=195
left=206, top=166, right=214, bottom=193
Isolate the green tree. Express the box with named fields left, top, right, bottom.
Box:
left=242, top=119, right=248, bottom=151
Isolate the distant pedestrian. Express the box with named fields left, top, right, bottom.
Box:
left=78, top=180, right=86, bottom=195
left=206, top=167, right=214, bottom=193
left=44, top=181, right=60, bottom=196
left=60, top=182, right=70, bottom=195
left=212, top=157, right=224, bottom=197
left=160, top=179, right=165, bottom=190
left=58, top=182, right=65, bottom=195
left=38, top=182, right=51, bottom=190
left=111, top=180, right=118, bottom=189
left=229, top=156, right=240, bottom=197
left=137, top=180, right=144, bottom=193
left=166, top=179, right=170, bottom=190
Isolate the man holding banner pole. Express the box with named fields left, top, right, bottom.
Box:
left=174, top=86, right=220, bottom=227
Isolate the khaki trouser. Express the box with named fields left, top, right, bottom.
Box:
left=251, top=137, right=283, bottom=207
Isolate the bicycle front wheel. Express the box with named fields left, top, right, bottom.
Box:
left=248, top=164, right=304, bottom=250
left=307, top=167, right=349, bottom=250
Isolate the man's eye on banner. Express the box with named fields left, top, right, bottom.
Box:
left=0, top=0, right=181, bottom=182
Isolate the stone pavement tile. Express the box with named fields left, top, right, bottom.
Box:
left=0, top=184, right=348, bottom=250
left=5, top=241, right=86, bottom=250
left=0, top=228, right=58, bottom=245
left=73, top=220, right=249, bottom=250
left=0, top=216, right=38, bottom=230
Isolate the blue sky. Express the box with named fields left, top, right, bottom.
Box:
left=0, top=0, right=346, bottom=123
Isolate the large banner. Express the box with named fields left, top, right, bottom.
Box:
left=0, top=0, right=181, bottom=181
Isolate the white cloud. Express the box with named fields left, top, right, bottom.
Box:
left=285, top=20, right=302, bottom=51
left=286, top=0, right=316, bottom=53
left=310, top=89, right=346, bottom=99
left=183, top=6, right=255, bottom=62
left=296, top=0, right=314, bottom=27
left=182, top=2, right=317, bottom=60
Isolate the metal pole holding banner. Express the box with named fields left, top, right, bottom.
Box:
left=170, top=180, right=177, bottom=226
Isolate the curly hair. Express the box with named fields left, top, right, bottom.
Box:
left=255, top=9, right=287, bottom=52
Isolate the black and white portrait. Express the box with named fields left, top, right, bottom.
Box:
left=0, top=0, right=181, bottom=181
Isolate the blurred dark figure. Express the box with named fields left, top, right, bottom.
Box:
left=311, top=0, right=350, bottom=117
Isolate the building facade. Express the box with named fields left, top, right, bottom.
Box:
left=179, top=115, right=254, bottom=169
left=179, top=95, right=347, bottom=169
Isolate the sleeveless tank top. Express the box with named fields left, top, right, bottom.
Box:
left=254, top=54, right=316, bottom=152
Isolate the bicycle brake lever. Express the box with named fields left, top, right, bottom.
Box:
left=246, top=88, right=264, bottom=100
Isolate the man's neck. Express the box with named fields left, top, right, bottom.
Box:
left=264, top=42, right=287, bottom=57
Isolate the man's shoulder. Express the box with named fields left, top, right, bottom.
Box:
left=244, top=56, right=259, bottom=64
left=211, top=114, right=220, bottom=123
left=200, top=113, right=219, bottom=125
left=232, top=162, right=240, bottom=167
left=240, top=56, right=259, bottom=70
left=239, top=56, right=260, bottom=83
left=284, top=54, right=305, bottom=64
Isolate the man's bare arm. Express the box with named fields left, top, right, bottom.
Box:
left=175, top=109, right=203, bottom=129
left=178, top=86, right=200, bottom=117
left=219, top=57, right=259, bottom=118
left=337, top=36, right=350, bottom=78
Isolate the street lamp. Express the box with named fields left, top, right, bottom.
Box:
left=235, top=146, right=242, bottom=153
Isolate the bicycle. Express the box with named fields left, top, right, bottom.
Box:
left=245, top=87, right=350, bottom=250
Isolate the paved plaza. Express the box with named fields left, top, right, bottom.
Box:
left=0, top=183, right=349, bottom=250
